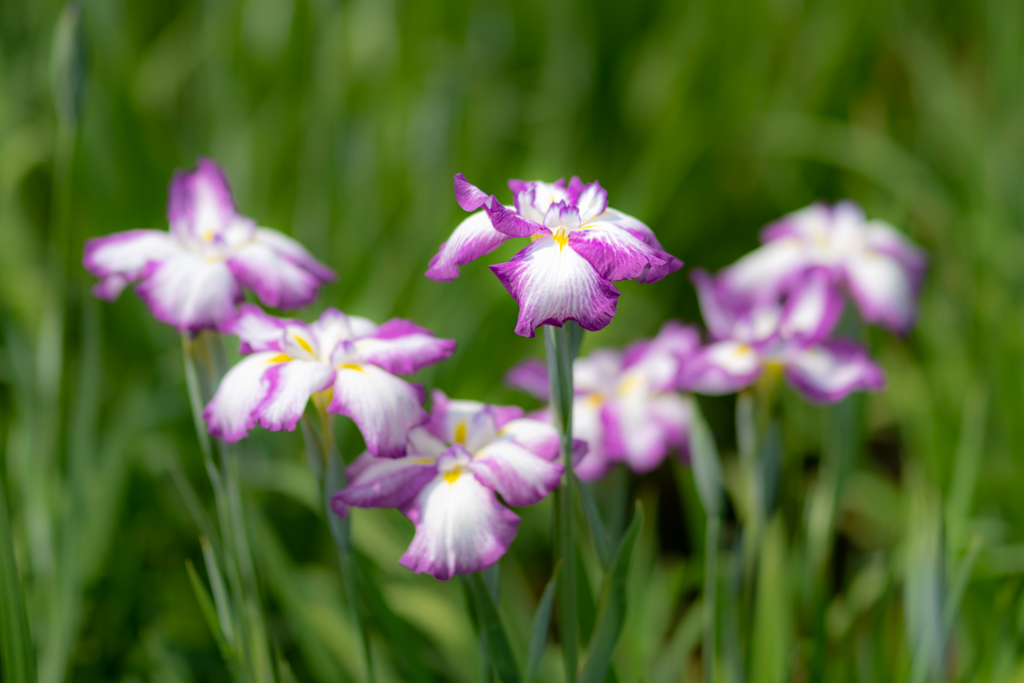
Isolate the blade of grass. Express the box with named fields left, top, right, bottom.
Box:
left=466, top=572, right=521, bottom=683
left=580, top=502, right=644, bottom=683
left=0, top=472, right=36, bottom=683
left=526, top=562, right=560, bottom=683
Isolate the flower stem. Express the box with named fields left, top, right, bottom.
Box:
left=182, top=332, right=275, bottom=683
left=544, top=324, right=577, bottom=683
left=302, top=410, right=375, bottom=683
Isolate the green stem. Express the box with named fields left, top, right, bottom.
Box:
left=544, top=324, right=577, bottom=683
left=703, top=515, right=719, bottom=683
left=303, top=410, right=375, bottom=683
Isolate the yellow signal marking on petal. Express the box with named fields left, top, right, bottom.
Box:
left=453, top=421, right=467, bottom=445
left=552, top=230, right=569, bottom=250
left=412, top=458, right=434, bottom=464
left=267, top=353, right=292, bottom=363
left=444, top=471, right=461, bottom=484
left=586, top=392, right=604, bottom=407
left=202, top=229, right=215, bottom=242
left=531, top=234, right=543, bottom=242
left=292, top=334, right=315, bottom=355
left=340, top=363, right=364, bottom=372
left=735, top=344, right=752, bottom=356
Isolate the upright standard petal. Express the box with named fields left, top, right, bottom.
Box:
left=167, top=158, right=237, bottom=241
left=204, top=351, right=281, bottom=442
left=426, top=211, right=511, bottom=282
left=717, top=239, right=808, bottom=302
left=254, top=359, right=335, bottom=432
left=784, top=340, right=885, bottom=403
left=399, top=465, right=520, bottom=580
left=82, top=230, right=181, bottom=300
left=568, top=222, right=677, bottom=282
left=779, top=268, right=844, bottom=343
left=352, top=325, right=456, bottom=375
left=329, top=364, right=429, bottom=458
left=333, top=451, right=438, bottom=512
left=135, top=251, right=241, bottom=331
left=490, top=237, right=620, bottom=338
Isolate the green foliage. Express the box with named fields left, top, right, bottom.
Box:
left=0, top=0, right=1021, bottom=680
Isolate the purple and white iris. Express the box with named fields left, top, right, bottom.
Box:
left=83, top=159, right=336, bottom=331
left=426, top=175, right=682, bottom=337
left=507, top=321, right=700, bottom=480
left=204, top=304, right=455, bottom=458
left=679, top=268, right=885, bottom=403
left=719, top=201, right=927, bottom=335
left=332, top=391, right=583, bottom=580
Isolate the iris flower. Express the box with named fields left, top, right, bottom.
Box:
left=332, top=391, right=584, bottom=580
left=204, top=304, right=455, bottom=458
left=83, top=159, right=335, bottom=331
left=506, top=321, right=700, bottom=480
left=680, top=268, right=885, bottom=403
left=719, top=201, right=927, bottom=334
left=426, top=174, right=682, bottom=337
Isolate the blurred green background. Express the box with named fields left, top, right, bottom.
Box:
left=1, top=0, right=1022, bottom=680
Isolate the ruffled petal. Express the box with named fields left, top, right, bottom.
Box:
left=678, top=341, right=763, bottom=395
left=504, top=358, right=551, bottom=400
left=453, top=173, right=493, bottom=211
left=494, top=417, right=560, bottom=460
left=135, top=251, right=241, bottom=331
left=568, top=222, right=676, bottom=282
left=779, top=268, right=844, bottom=343
left=83, top=230, right=182, bottom=300
left=333, top=451, right=438, bottom=512
left=485, top=201, right=548, bottom=239
left=203, top=351, right=281, bottom=442
left=623, top=321, right=702, bottom=392
left=599, top=208, right=683, bottom=282
left=228, top=240, right=324, bottom=310
left=490, top=237, right=620, bottom=338
left=844, top=249, right=921, bottom=335
left=220, top=303, right=293, bottom=354
left=784, top=340, right=885, bottom=403
left=426, top=211, right=511, bottom=282
left=717, top=239, right=809, bottom=302
left=399, top=469, right=520, bottom=580
left=329, top=364, right=429, bottom=458
left=471, top=440, right=563, bottom=507
left=352, top=322, right=456, bottom=375
left=253, top=359, right=335, bottom=432
left=252, top=228, right=337, bottom=282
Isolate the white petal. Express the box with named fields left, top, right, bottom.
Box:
left=135, top=251, right=241, bottom=331
left=204, top=351, right=281, bottom=442
left=254, top=359, right=336, bottom=433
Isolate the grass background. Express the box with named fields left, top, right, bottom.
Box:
left=1, top=0, right=1022, bottom=680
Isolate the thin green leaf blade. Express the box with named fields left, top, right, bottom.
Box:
left=689, top=399, right=723, bottom=518
left=467, top=572, right=521, bottom=683
left=185, top=559, right=236, bottom=664
left=526, top=562, right=560, bottom=683
left=0, top=474, right=35, bottom=683
left=580, top=503, right=645, bottom=683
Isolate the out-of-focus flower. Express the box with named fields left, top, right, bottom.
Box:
left=426, top=174, right=682, bottom=337
left=680, top=268, right=884, bottom=403
left=332, top=391, right=583, bottom=580
left=83, top=159, right=336, bottom=331
left=506, top=321, right=700, bottom=479
left=719, top=201, right=927, bottom=334
left=204, top=304, right=455, bottom=457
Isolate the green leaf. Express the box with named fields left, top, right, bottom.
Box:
left=526, top=562, right=560, bottom=683
left=577, top=481, right=612, bottom=568
left=580, top=502, right=644, bottom=683
left=0, top=474, right=35, bottom=683
left=200, top=535, right=237, bottom=649
left=566, top=321, right=585, bottom=360
left=465, top=572, right=521, bottom=683
left=185, top=559, right=236, bottom=665
left=689, top=399, right=723, bottom=518
left=576, top=544, right=597, bottom=643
